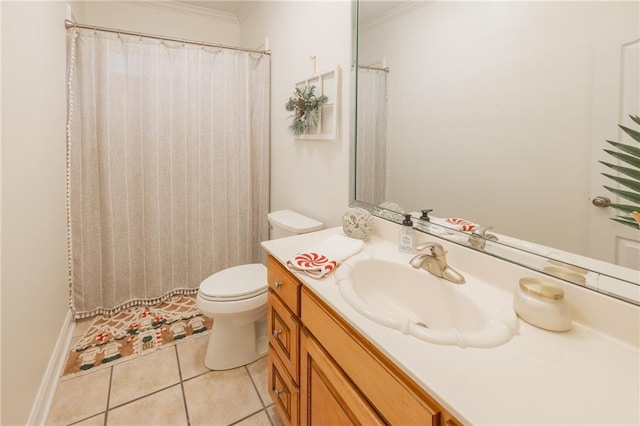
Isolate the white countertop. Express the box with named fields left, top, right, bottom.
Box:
left=262, top=224, right=640, bottom=425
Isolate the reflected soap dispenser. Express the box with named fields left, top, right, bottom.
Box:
left=399, top=214, right=416, bottom=254
left=415, top=209, right=433, bottom=232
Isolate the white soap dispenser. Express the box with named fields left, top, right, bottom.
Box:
left=399, top=214, right=416, bottom=254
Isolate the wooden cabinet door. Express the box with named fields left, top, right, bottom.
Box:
left=300, top=329, right=384, bottom=426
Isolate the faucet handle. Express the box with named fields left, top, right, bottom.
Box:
left=472, top=226, right=498, bottom=241
left=415, top=241, right=446, bottom=257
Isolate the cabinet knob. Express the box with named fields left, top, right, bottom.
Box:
left=272, top=329, right=282, bottom=338
left=274, top=280, right=283, bottom=289
left=274, top=388, right=282, bottom=397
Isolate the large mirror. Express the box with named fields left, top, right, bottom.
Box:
left=353, top=0, right=640, bottom=304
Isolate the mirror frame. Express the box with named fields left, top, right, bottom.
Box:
left=350, top=0, right=639, bottom=306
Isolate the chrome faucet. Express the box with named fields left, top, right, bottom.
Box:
left=468, top=226, right=498, bottom=250
left=409, top=242, right=465, bottom=284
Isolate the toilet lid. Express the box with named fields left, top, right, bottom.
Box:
left=199, top=263, right=267, bottom=301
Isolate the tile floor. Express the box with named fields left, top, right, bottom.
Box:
left=47, top=319, right=283, bottom=426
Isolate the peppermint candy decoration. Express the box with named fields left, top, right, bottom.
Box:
left=445, top=218, right=476, bottom=231
left=294, top=252, right=331, bottom=268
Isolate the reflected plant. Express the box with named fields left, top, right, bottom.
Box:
left=600, top=114, right=640, bottom=229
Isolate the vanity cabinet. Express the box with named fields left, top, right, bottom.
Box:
left=267, top=255, right=461, bottom=426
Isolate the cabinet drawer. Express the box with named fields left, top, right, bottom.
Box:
left=268, top=255, right=301, bottom=315
left=268, top=290, right=300, bottom=383
left=268, top=345, right=299, bottom=426
left=301, top=287, right=441, bottom=426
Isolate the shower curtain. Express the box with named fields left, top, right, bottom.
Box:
left=356, top=67, right=388, bottom=205
left=67, top=28, right=270, bottom=318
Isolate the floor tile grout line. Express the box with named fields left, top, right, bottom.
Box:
left=245, top=364, right=267, bottom=408
left=226, top=408, right=270, bottom=426
left=174, top=344, right=191, bottom=426
left=67, top=411, right=106, bottom=426
left=182, top=367, right=214, bottom=383
left=103, top=366, right=113, bottom=426
left=106, top=381, right=184, bottom=412
left=245, top=362, right=276, bottom=426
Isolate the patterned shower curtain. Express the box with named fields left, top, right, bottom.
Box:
left=67, top=28, right=270, bottom=318
left=356, top=66, right=388, bottom=205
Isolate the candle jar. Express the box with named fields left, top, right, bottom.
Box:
left=513, top=278, right=572, bottom=332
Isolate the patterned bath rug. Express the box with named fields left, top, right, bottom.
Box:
left=62, top=295, right=212, bottom=379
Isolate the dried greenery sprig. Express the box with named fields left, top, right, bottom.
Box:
left=285, top=85, right=328, bottom=136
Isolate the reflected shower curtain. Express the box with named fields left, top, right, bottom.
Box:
left=356, top=67, right=388, bottom=205
left=67, top=29, right=270, bottom=318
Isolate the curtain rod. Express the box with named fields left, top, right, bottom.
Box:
left=64, top=19, right=270, bottom=56
left=358, top=64, right=389, bottom=73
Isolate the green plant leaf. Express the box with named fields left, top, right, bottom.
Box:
left=602, top=115, right=640, bottom=229
left=605, top=140, right=640, bottom=159
left=604, top=186, right=640, bottom=204
left=602, top=173, right=640, bottom=192
left=611, top=216, right=640, bottom=230
left=619, top=124, right=640, bottom=144
left=599, top=161, right=640, bottom=181
left=609, top=203, right=640, bottom=213
left=603, top=149, right=640, bottom=169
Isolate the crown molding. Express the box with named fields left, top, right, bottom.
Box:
left=236, top=2, right=260, bottom=23
left=145, top=1, right=239, bottom=24
left=360, top=1, right=432, bottom=31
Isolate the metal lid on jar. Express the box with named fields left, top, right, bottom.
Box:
left=519, top=278, right=565, bottom=301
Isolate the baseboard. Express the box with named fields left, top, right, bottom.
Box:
left=27, top=309, right=75, bottom=425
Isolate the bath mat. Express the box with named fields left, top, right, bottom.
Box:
left=61, top=295, right=212, bottom=379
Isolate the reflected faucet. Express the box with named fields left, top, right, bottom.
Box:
left=409, top=242, right=465, bottom=284
left=468, top=226, right=498, bottom=250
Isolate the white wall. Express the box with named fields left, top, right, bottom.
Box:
left=1, top=2, right=69, bottom=424
left=74, top=1, right=239, bottom=45
left=359, top=2, right=638, bottom=256
left=240, top=1, right=353, bottom=228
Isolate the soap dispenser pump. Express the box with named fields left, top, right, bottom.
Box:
left=399, top=214, right=416, bottom=254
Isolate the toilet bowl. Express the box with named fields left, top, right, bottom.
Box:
left=196, top=210, right=323, bottom=370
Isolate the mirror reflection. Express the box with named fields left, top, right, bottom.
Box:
left=354, top=0, right=640, bottom=303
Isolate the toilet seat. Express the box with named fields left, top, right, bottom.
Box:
left=198, top=263, right=267, bottom=302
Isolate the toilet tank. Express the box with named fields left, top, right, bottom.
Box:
left=267, top=210, right=323, bottom=240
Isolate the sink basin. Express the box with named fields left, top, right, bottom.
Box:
left=335, top=255, right=518, bottom=348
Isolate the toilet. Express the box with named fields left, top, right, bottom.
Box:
left=196, top=210, right=323, bottom=370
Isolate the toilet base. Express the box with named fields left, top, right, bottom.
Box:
left=203, top=316, right=268, bottom=370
